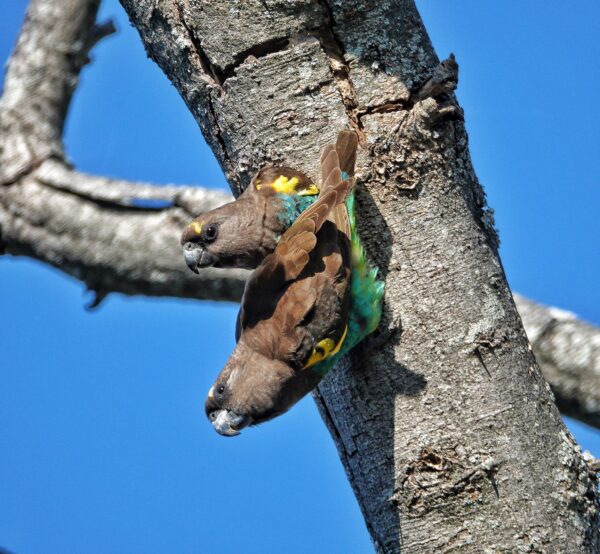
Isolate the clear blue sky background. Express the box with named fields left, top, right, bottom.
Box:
left=1, top=1, right=599, bottom=553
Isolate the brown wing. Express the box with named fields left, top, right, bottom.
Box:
left=272, top=146, right=349, bottom=282
left=330, top=179, right=352, bottom=240
left=238, top=160, right=351, bottom=332
left=322, top=131, right=357, bottom=238
left=321, top=131, right=357, bottom=186
left=320, top=145, right=338, bottom=194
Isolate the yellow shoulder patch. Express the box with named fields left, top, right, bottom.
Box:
left=297, top=182, right=320, bottom=196
left=303, top=325, right=348, bottom=369
left=256, top=175, right=319, bottom=196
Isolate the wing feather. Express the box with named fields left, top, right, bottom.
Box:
left=320, top=146, right=339, bottom=194
left=238, top=137, right=353, bottom=334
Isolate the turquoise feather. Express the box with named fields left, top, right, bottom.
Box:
left=276, top=193, right=317, bottom=230
left=311, top=190, right=385, bottom=376
left=275, top=170, right=348, bottom=227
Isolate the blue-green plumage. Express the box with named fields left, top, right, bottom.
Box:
left=311, top=190, right=385, bottom=376
left=276, top=193, right=317, bottom=229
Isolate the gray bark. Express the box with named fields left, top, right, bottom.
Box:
left=117, top=0, right=600, bottom=551
left=2, top=0, right=600, bottom=551
left=0, top=0, right=246, bottom=303
left=515, top=294, right=600, bottom=430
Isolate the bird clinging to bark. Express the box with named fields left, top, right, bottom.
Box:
left=180, top=133, right=357, bottom=272
left=205, top=133, right=384, bottom=436
left=181, top=167, right=318, bottom=271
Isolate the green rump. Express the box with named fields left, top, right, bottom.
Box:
left=312, top=190, right=385, bottom=377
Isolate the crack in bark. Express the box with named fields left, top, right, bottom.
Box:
left=174, top=0, right=224, bottom=88
left=172, top=0, right=237, bottom=186
left=204, top=93, right=231, bottom=177
left=473, top=346, right=492, bottom=378
left=221, top=36, right=292, bottom=80
left=357, top=54, right=463, bottom=128
left=313, top=0, right=363, bottom=138
left=396, top=448, right=501, bottom=518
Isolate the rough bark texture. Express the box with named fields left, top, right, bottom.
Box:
left=2, top=1, right=600, bottom=551
left=2, top=0, right=599, bottom=428
left=515, top=294, right=600, bottom=430
left=0, top=0, right=246, bottom=303
left=115, top=0, right=600, bottom=551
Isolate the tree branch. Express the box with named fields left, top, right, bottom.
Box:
left=0, top=0, right=246, bottom=304
left=2, top=0, right=599, bottom=426
left=516, top=294, right=600, bottom=429
left=0, top=158, right=246, bottom=303
left=0, top=0, right=102, bottom=185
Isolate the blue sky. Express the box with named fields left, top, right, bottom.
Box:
left=1, top=1, right=599, bottom=552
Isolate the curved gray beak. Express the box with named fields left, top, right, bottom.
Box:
left=183, top=243, right=217, bottom=273
left=210, top=410, right=250, bottom=437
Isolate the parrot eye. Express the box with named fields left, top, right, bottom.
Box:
left=215, top=384, right=226, bottom=398
left=204, top=224, right=218, bottom=242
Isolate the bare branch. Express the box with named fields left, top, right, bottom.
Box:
left=0, top=0, right=246, bottom=303
left=516, top=294, right=600, bottom=428
left=0, top=158, right=246, bottom=302
left=0, top=0, right=104, bottom=184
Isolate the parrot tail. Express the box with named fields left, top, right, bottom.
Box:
left=345, top=191, right=385, bottom=346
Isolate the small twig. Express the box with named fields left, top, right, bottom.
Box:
left=88, top=19, right=117, bottom=49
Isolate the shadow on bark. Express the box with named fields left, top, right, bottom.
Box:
left=317, top=180, right=426, bottom=551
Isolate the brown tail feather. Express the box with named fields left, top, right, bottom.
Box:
left=336, top=131, right=358, bottom=177
left=321, top=167, right=342, bottom=196
left=320, top=146, right=339, bottom=194
left=332, top=177, right=353, bottom=239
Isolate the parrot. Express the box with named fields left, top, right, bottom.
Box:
left=205, top=137, right=384, bottom=436
left=181, top=167, right=318, bottom=271
left=180, top=132, right=357, bottom=272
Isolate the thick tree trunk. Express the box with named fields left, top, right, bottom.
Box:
left=116, top=0, right=599, bottom=551
left=2, top=0, right=599, bottom=427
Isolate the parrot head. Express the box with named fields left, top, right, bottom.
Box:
left=181, top=167, right=318, bottom=273
left=181, top=197, right=267, bottom=271
left=205, top=341, right=321, bottom=436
